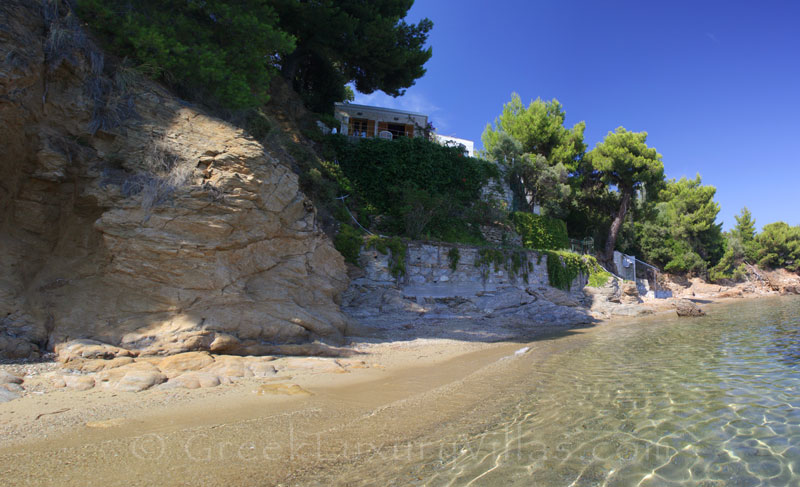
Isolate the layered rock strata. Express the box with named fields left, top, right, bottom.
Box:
left=0, top=0, right=350, bottom=359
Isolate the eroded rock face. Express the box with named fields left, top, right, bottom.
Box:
left=763, top=269, right=800, bottom=295
left=0, top=0, right=349, bottom=359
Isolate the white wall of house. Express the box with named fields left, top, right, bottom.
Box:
left=434, top=134, right=475, bottom=157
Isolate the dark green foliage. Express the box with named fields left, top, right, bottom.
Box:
left=366, top=235, right=408, bottom=277
left=327, top=135, right=496, bottom=242
left=333, top=224, right=362, bottom=266
left=635, top=176, right=724, bottom=275
left=510, top=212, right=569, bottom=251
left=755, top=222, right=800, bottom=271
left=481, top=95, right=584, bottom=215
left=734, top=207, right=757, bottom=243
left=274, top=0, right=432, bottom=112
left=709, top=238, right=749, bottom=282
left=242, top=109, right=273, bottom=139
left=76, top=0, right=295, bottom=109
left=447, top=247, right=460, bottom=271
left=709, top=207, right=761, bottom=282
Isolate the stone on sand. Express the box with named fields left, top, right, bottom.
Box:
left=160, top=372, right=221, bottom=390
left=0, top=388, right=20, bottom=403
left=63, top=375, right=96, bottom=391
left=158, top=352, right=215, bottom=379
left=0, top=370, right=23, bottom=385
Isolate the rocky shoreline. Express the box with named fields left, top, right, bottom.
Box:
left=2, top=267, right=797, bottom=407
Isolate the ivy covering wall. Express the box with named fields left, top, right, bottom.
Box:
left=510, top=212, right=569, bottom=251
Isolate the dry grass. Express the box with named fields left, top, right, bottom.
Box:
left=118, top=138, right=194, bottom=221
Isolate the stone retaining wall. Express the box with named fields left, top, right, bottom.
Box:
left=357, top=242, right=587, bottom=298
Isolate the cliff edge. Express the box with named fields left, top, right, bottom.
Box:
left=0, top=0, right=350, bottom=359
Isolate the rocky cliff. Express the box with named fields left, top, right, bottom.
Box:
left=0, top=0, right=351, bottom=359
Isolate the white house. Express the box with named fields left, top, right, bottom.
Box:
left=334, top=102, right=428, bottom=139
left=433, top=134, right=474, bottom=157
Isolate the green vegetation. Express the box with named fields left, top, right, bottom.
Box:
left=76, top=0, right=295, bottom=109
left=634, top=176, right=724, bottom=275
left=510, top=212, right=569, bottom=251
left=76, top=0, right=431, bottom=112
left=273, top=0, right=432, bottom=113
left=482, top=95, right=584, bottom=215
left=447, top=247, right=460, bottom=271
left=333, top=224, right=363, bottom=266
left=474, top=247, right=532, bottom=282
left=366, top=235, right=408, bottom=277
left=755, top=222, right=800, bottom=272
left=587, top=127, right=665, bottom=263
left=544, top=251, right=608, bottom=291
left=327, top=135, right=497, bottom=242
left=707, top=208, right=800, bottom=281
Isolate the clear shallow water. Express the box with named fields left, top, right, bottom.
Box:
left=333, top=297, right=800, bottom=486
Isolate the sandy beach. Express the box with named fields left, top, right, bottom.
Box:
left=0, top=297, right=720, bottom=487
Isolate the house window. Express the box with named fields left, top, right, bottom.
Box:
left=348, top=118, right=372, bottom=137
left=377, top=122, right=415, bottom=139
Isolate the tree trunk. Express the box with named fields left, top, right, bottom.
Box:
left=604, top=189, right=632, bottom=268
left=281, top=49, right=302, bottom=82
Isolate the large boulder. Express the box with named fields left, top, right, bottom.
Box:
left=619, top=281, right=642, bottom=304
left=676, top=299, right=706, bottom=317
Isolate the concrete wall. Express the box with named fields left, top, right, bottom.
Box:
left=356, top=242, right=587, bottom=298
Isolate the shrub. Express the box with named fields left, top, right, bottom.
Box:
left=510, top=212, right=569, bottom=250
left=333, top=224, right=362, bottom=266
left=447, top=247, right=460, bottom=271
left=366, top=235, right=407, bottom=277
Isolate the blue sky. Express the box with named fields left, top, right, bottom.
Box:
left=353, top=0, right=800, bottom=230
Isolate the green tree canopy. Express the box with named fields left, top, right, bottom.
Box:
left=587, top=127, right=664, bottom=263
left=755, top=222, right=800, bottom=271
left=636, top=175, right=724, bottom=274
left=733, top=206, right=757, bottom=242
left=77, top=0, right=296, bottom=109
left=482, top=95, right=585, bottom=216
left=273, top=0, right=432, bottom=112
left=482, top=94, right=586, bottom=172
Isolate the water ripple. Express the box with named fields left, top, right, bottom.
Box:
left=330, top=297, right=800, bottom=486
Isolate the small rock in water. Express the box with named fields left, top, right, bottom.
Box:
left=676, top=299, right=706, bottom=317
